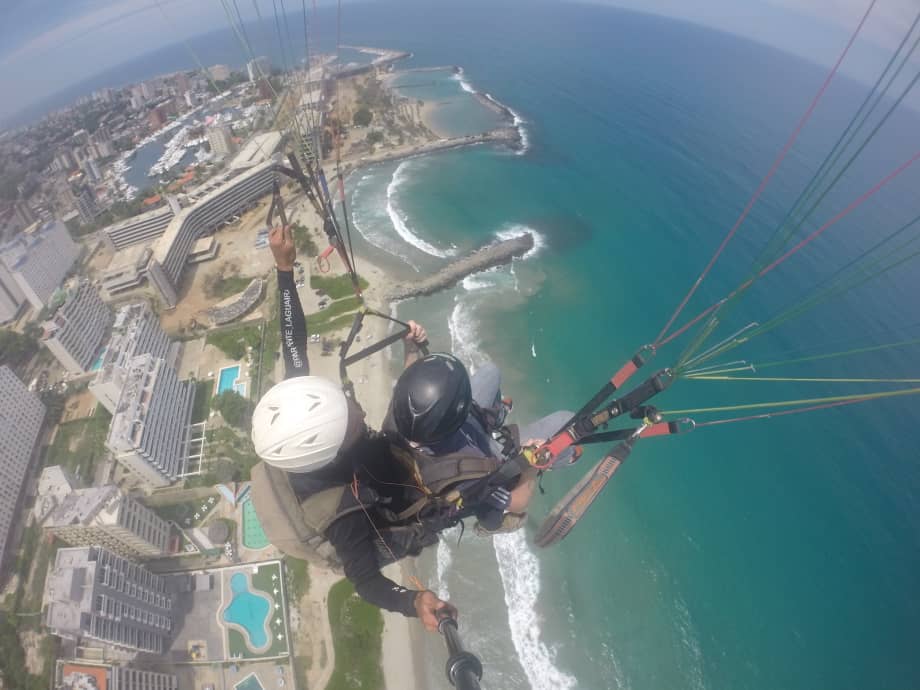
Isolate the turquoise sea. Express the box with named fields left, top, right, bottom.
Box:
left=72, top=2, right=920, bottom=688
left=337, top=4, right=920, bottom=689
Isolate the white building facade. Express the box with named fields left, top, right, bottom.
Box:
left=90, top=302, right=174, bottom=413
left=42, top=280, right=112, bottom=375
left=45, top=546, right=174, bottom=654
left=45, top=485, right=171, bottom=559
left=0, top=220, right=80, bottom=313
left=0, top=366, right=46, bottom=569
left=106, top=354, right=194, bottom=488
left=247, top=56, right=272, bottom=81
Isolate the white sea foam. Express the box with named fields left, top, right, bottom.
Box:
left=493, top=531, right=578, bottom=690
left=446, top=292, right=576, bottom=690
left=506, top=103, right=531, bottom=154
left=386, top=161, right=454, bottom=258
left=674, top=595, right=707, bottom=690
left=451, top=70, right=477, bottom=94
left=495, top=223, right=547, bottom=260
left=435, top=531, right=457, bottom=601
left=447, top=298, right=488, bottom=371
left=482, top=90, right=530, bottom=154
left=461, top=274, right=494, bottom=291
left=349, top=168, right=420, bottom=270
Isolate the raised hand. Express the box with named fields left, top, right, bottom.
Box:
left=269, top=224, right=296, bottom=271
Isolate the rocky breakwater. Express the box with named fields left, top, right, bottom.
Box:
left=388, top=232, right=534, bottom=300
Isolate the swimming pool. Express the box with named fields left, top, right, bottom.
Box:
left=241, top=498, right=269, bottom=550
left=217, top=365, right=241, bottom=395
left=90, top=348, right=107, bottom=372
left=223, top=573, right=271, bottom=649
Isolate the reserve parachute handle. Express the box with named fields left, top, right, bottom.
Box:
left=437, top=609, right=483, bottom=690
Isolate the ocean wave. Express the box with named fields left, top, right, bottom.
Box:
left=349, top=168, right=420, bottom=270
left=448, top=298, right=489, bottom=371
left=506, top=103, right=530, bottom=155
left=493, top=531, right=577, bottom=690
left=495, top=223, right=547, bottom=260
left=451, top=69, right=477, bottom=94
left=447, top=293, right=574, bottom=690
left=435, top=530, right=457, bottom=601
left=461, top=274, right=495, bottom=291
left=386, top=161, right=454, bottom=258
left=483, top=90, right=530, bottom=155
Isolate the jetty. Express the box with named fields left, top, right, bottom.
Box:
left=388, top=233, right=534, bottom=301
left=345, top=127, right=520, bottom=175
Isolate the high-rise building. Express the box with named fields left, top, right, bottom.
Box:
left=209, top=64, right=231, bottom=82
left=0, top=366, right=46, bottom=571
left=83, top=158, right=102, bottom=183
left=90, top=302, right=173, bottom=413
left=174, top=72, right=191, bottom=94
left=106, top=354, right=194, bottom=487
left=33, top=465, right=79, bottom=523
left=56, top=662, right=178, bottom=690
left=0, top=200, right=37, bottom=240
left=206, top=125, right=235, bottom=158
left=0, top=220, right=80, bottom=312
left=148, top=108, right=166, bottom=131
left=247, top=56, right=272, bottom=81
left=45, top=485, right=171, bottom=559
left=42, top=280, right=113, bottom=375
left=45, top=546, right=174, bottom=654
left=51, top=148, right=76, bottom=173
left=73, top=185, right=102, bottom=225
left=0, top=259, right=25, bottom=323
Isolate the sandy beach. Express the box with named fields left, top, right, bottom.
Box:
left=273, top=62, right=517, bottom=690
left=284, top=191, right=426, bottom=690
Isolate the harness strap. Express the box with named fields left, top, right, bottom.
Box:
left=419, top=455, right=501, bottom=494
left=396, top=496, right=432, bottom=522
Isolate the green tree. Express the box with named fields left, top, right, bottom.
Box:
left=211, top=390, right=251, bottom=429
left=352, top=107, right=373, bottom=127
left=0, top=329, right=37, bottom=369
left=366, top=130, right=384, bottom=145
left=292, top=223, right=319, bottom=257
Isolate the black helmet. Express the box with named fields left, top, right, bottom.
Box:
left=392, top=353, right=472, bottom=444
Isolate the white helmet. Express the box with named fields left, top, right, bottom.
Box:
left=251, top=376, right=349, bottom=472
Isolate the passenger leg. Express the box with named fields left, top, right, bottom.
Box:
left=469, top=361, right=501, bottom=409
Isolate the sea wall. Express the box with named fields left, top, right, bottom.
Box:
left=388, top=233, right=534, bottom=300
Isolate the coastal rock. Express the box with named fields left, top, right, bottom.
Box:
left=388, top=233, right=534, bottom=301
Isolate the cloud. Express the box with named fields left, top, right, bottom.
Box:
left=0, top=0, right=208, bottom=68
left=767, top=0, right=917, bottom=50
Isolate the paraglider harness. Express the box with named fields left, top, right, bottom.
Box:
left=251, top=403, right=518, bottom=572
left=263, top=167, right=528, bottom=563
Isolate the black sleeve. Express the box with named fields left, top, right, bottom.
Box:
left=278, top=269, right=309, bottom=378
left=325, top=512, right=419, bottom=617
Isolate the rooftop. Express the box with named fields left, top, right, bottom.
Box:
left=59, top=664, right=108, bottom=690
left=46, top=486, right=121, bottom=529
left=229, top=131, right=282, bottom=170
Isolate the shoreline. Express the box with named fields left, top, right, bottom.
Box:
left=284, top=54, right=532, bottom=690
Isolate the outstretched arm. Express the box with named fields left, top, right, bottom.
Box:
left=325, top=512, right=457, bottom=630
left=270, top=225, right=310, bottom=379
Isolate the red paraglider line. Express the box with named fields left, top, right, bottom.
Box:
left=654, top=0, right=879, bottom=346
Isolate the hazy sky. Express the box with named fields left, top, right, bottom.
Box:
left=0, top=0, right=913, bottom=124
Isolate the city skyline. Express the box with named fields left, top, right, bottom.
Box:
left=0, top=0, right=914, bottom=126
